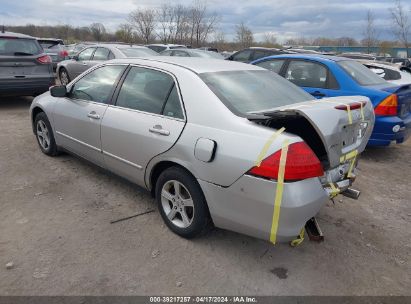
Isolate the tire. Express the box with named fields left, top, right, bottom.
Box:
left=34, top=112, right=59, bottom=156
left=59, top=68, right=70, bottom=86
left=156, top=166, right=212, bottom=239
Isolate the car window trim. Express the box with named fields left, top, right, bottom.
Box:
left=284, top=58, right=340, bottom=90
left=110, top=63, right=187, bottom=122
left=67, top=63, right=129, bottom=105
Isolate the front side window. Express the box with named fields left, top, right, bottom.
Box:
left=285, top=60, right=328, bottom=88
left=116, top=67, right=182, bottom=116
left=77, top=47, right=95, bottom=61
left=255, top=59, right=285, bottom=74
left=338, top=60, right=387, bottom=86
left=93, top=48, right=110, bottom=60
left=200, top=70, right=313, bottom=116
left=70, top=65, right=125, bottom=103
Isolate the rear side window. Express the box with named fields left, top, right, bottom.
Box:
left=285, top=60, right=328, bottom=88
left=255, top=59, right=285, bottom=74
left=0, top=38, right=42, bottom=56
left=93, top=48, right=110, bottom=60
left=70, top=65, right=125, bottom=103
left=116, top=67, right=175, bottom=115
left=338, top=60, right=387, bottom=86
left=200, top=70, right=313, bottom=116
left=163, top=85, right=184, bottom=119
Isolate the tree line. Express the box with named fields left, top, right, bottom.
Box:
left=4, top=0, right=410, bottom=55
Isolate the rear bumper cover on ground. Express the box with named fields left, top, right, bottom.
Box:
left=198, top=175, right=328, bottom=243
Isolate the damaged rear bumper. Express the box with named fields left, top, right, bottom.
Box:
left=198, top=175, right=328, bottom=243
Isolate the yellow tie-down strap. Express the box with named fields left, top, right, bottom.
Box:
left=254, top=127, right=285, bottom=167
left=269, top=139, right=290, bottom=244
left=340, top=149, right=358, bottom=178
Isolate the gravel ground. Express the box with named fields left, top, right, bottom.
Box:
left=0, top=96, right=410, bottom=296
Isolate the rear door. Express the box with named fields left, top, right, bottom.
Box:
left=101, top=65, right=186, bottom=186
left=53, top=64, right=126, bottom=166
left=284, top=59, right=340, bottom=99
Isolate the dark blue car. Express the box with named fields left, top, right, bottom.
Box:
left=251, top=54, right=411, bottom=146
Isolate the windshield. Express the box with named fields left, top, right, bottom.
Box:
left=338, top=60, right=387, bottom=86
left=120, top=48, right=158, bottom=57
left=0, top=38, right=42, bottom=56
left=200, top=70, right=314, bottom=116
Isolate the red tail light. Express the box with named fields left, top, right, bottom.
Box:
left=37, top=55, right=52, bottom=64
left=335, top=101, right=367, bottom=110
left=248, top=142, right=324, bottom=181
left=374, top=94, right=398, bottom=116
left=59, top=50, right=69, bottom=57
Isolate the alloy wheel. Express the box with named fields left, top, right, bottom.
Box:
left=36, top=120, right=50, bottom=150
left=60, top=70, right=69, bottom=85
left=161, top=180, right=195, bottom=228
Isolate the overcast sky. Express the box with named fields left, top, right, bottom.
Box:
left=0, top=0, right=408, bottom=42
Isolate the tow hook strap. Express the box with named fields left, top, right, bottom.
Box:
left=290, top=227, right=305, bottom=247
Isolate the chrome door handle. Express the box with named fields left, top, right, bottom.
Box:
left=87, top=112, right=100, bottom=119
left=149, top=125, right=170, bottom=136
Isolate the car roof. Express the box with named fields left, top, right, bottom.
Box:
left=258, top=53, right=350, bottom=62
left=109, top=57, right=261, bottom=74
left=0, top=31, right=36, bottom=39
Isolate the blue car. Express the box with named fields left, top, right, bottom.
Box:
left=251, top=54, right=411, bottom=146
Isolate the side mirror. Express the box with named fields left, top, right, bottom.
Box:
left=71, top=55, right=79, bottom=61
left=50, top=85, right=67, bottom=97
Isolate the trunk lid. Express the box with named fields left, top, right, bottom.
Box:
left=249, top=96, right=375, bottom=170
left=0, top=55, right=52, bottom=79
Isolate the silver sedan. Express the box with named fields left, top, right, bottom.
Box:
left=30, top=57, right=374, bottom=243
left=57, top=44, right=158, bottom=86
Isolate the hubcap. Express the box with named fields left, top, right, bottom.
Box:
left=36, top=120, right=50, bottom=150
left=60, top=71, right=69, bottom=85
left=161, top=180, right=194, bottom=228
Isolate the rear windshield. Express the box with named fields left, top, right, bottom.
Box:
left=0, top=38, right=42, bottom=56
left=119, top=48, right=157, bottom=57
left=338, top=60, right=387, bottom=86
left=199, top=70, right=314, bottom=116
left=38, top=40, right=62, bottom=49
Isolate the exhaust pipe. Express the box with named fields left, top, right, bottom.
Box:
left=342, top=188, right=361, bottom=200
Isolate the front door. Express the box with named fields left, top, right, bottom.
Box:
left=53, top=64, right=126, bottom=166
left=101, top=66, right=186, bottom=186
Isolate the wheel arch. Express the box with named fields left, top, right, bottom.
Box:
left=31, top=106, right=45, bottom=134
left=147, top=160, right=197, bottom=197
